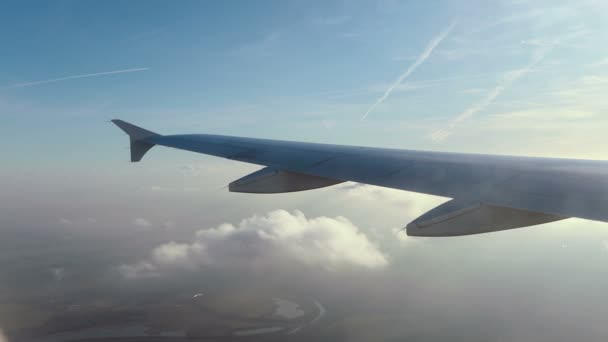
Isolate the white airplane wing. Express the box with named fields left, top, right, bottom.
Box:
left=112, top=120, right=608, bottom=236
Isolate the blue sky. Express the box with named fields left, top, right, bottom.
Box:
left=1, top=0, right=608, bottom=169
left=3, top=3, right=608, bottom=340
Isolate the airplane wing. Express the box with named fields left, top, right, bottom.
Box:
left=112, top=119, right=608, bottom=236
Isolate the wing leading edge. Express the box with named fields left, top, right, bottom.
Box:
left=112, top=120, right=608, bottom=236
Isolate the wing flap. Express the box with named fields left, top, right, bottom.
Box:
left=229, top=167, right=344, bottom=193
left=406, top=199, right=565, bottom=236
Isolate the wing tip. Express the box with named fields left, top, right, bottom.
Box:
left=111, top=119, right=160, bottom=162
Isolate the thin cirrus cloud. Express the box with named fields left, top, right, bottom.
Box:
left=361, top=22, right=456, bottom=120
left=1, top=68, right=149, bottom=89
left=430, top=45, right=550, bottom=142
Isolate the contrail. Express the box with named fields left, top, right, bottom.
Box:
left=361, top=22, right=456, bottom=120
left=2, top=68, right=149, bottom=89
left=430, top=46, right=549, bottom=142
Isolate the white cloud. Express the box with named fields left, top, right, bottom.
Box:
left=338, top=183, right=414, bottom=206
left=120, top=210, right=388, bottom=279
left=133, top=218, right=152, bottom=228
left=119, top=262, right=158, bottom=279
left=391, top=227, right=418, bottom=244
left=153, top=241, right=197, bottom=264
left=337, top=183, right=447, bottom=212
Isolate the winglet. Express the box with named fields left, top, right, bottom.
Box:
left=111, top=119, right=160, bottom=162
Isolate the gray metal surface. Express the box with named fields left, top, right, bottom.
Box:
left=229, top=167, right=343, bottom=193
left=113, top=120, right=608, bottom=234
left=406, top=199, right=565, bottom=236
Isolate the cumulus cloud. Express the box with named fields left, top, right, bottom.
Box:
left=120, top=210, right=388, bottom=279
